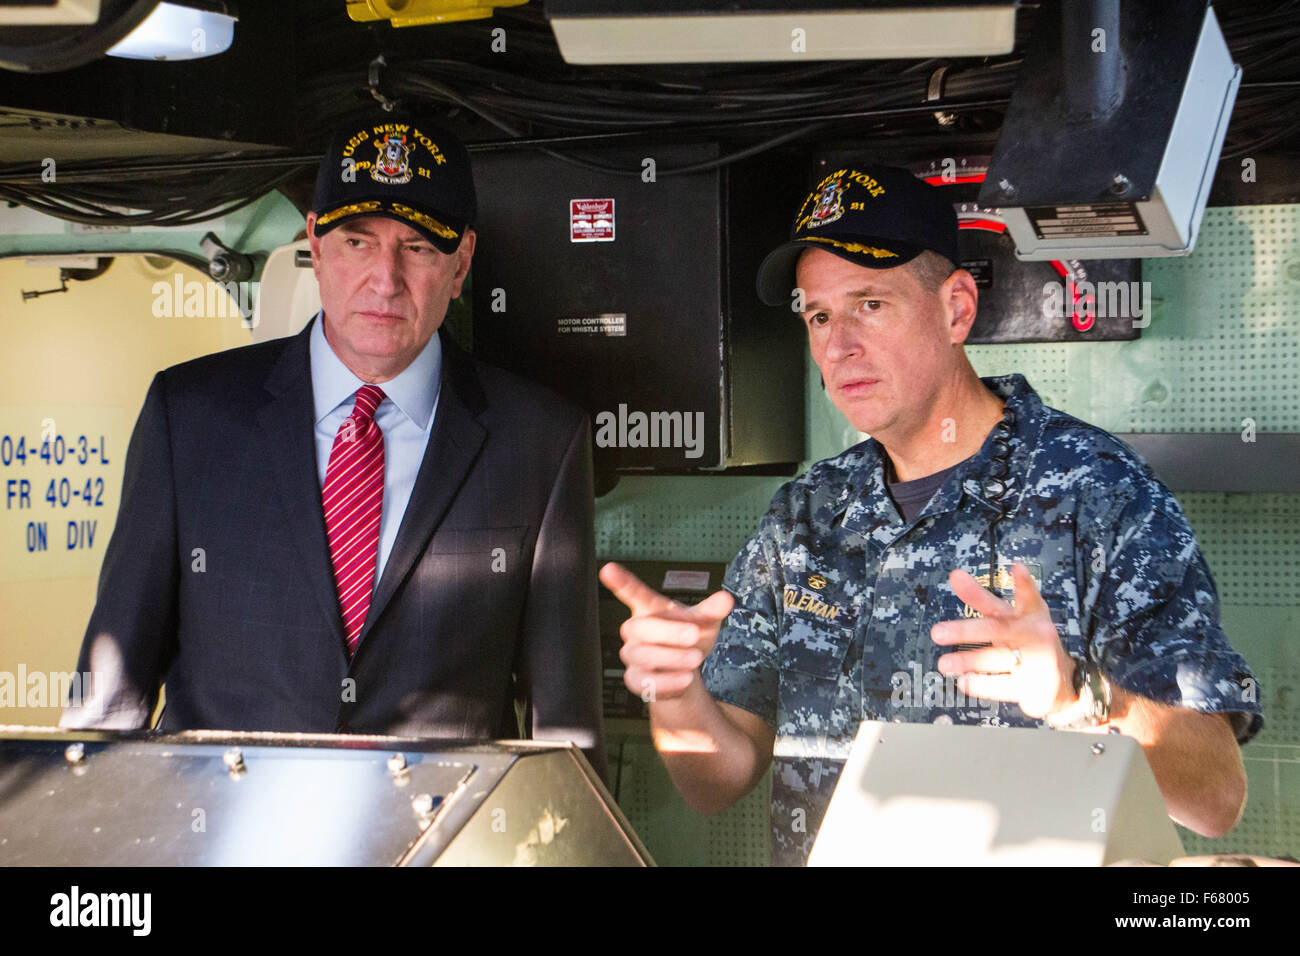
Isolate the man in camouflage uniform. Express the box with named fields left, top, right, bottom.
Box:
left=601, top=164, right=1262, bottom=866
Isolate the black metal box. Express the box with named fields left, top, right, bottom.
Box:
left=471, top=143, right=806, bottom=473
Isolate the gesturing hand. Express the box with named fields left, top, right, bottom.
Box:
left=599, top=562, right=735, bottom=703
left=930, top=563, right=1077, bottom=719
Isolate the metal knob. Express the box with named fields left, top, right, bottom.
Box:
left=64, top=742, right=85, bottom=764
left=387, top=753, right=410, bottom=784
left=1091, top=741, right=1105, bottom=755
left=412, top=793, right=437, bottom=816
left=223, top=747, right=246, bottom=775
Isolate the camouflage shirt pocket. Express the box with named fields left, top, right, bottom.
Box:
left=777, top=614, right=855, bottom=679
left=775, top=610, right=858, bottom=754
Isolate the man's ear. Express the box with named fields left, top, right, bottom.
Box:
left=305, top=212, right=323, bottom=277
left=944, top=269, right=980, bottom=345
left=451, top=228, right=476, bottom=296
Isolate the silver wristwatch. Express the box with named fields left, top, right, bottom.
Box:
left=1045, top=659, right=1110, bottom=730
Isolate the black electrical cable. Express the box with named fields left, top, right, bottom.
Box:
left=9, top=0, right=1298, bottom=228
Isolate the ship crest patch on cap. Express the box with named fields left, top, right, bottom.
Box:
left=800, top=176, right=846, bottom=231
left=372, top=132, right=414, bottom=186
left=313, top=116, right=475, bottom=254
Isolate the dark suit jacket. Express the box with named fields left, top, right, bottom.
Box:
left=63, top=319, right=606, bottom=777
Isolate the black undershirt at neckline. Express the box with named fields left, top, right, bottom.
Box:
left=885, top=455, right=973, bottom=523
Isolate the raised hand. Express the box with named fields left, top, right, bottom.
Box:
left=599, top=562, right=735, bottom=703
left=930, top=562, right=1077, bottom=719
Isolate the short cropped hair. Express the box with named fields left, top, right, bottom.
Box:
left=907, top=249, right=957, bottom=292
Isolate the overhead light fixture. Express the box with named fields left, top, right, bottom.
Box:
left=107, top=1, right=235, bottom=61
left=545, top=1, right=1018, bottom=65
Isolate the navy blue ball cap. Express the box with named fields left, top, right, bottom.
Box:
left=756, top=164, right=960, bottom=306
left=311, top=115, right=476, bottom=254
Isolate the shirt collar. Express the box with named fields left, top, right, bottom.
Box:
left=309, top=312, right=442, bottom=429
left=834, top=374, right=1048, bottom=540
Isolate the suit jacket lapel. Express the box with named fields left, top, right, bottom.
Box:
left=359, top=329, right=487, bottom=644
left=256, top=317, right=348, bottom=650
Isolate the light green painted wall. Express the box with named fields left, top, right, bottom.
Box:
left=0, top=191, right=305, bottom=272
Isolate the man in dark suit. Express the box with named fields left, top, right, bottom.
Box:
left=61, top=115, right=606, bottom=777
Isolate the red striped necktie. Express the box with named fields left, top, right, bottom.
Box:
left=322, top=383, right=386, bottom=657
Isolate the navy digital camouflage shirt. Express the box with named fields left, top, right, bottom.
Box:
left=702, top=374, right=1263, bottom=866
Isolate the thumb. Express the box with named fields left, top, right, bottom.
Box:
left=687, top=589, right=735, bottom=624
left=1010, top=563, right=1048, bottom=616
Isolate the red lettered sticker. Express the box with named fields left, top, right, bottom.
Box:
left=571, top=199, right=615, bottom=242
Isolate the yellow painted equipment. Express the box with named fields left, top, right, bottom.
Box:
left=346, top=0, right=528, bottom=27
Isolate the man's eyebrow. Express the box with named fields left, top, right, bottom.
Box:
left=800, top=288, right=889, bottom=310
left=336, top=223, right=428, bottom=244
